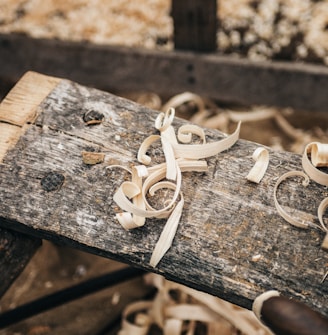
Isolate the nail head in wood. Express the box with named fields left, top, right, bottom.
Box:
left=40, top=172, right=65, bottom=192
left=83, top=109, right=104, bottom=125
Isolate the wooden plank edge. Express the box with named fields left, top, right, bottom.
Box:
left=1, top=33, right=328, bottom=112
left=0, top=71, right=61, bottom=163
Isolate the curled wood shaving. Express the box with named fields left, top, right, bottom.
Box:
left=274, top=170, right=310, bottom=229
left=275, top=142, right=328, bottom=229
left=161, top=92, right=205, bottom=113
left=118, top=273, right=270, bottom=335
left=311, top=143, right=328, bottom=167
left=246, top=147, right=269, bottom=183
left=228, top=108, right=277, bottom=123
left=302, top=142, right=328, bottom=186
left=112, top=108, right=240, bottom=267
left=274, top=142, right=328, bottom=281
left=119, top=301, right=153, bottom=335
left=172, top=122, right=241, bottom=160
left=318, top=197, right=328, bottom=251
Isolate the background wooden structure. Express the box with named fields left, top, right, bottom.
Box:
left=0, top=72, right=327, bottom=317
left=172, top=0, right=217, bottom=51
left=1, top=32, right=328, bottom=113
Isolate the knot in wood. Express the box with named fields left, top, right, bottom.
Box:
left=83, top=110, right=104, bottom=125
left=41, top=172, right=65, bottom=192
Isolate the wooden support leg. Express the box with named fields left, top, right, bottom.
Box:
left=0, top=226, right=41, bottom=298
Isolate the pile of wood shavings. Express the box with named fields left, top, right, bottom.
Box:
left=219, top=0, right=328, bottom=65
left=1, top=0, right=328, bottom=64
left=134, top=91, right=328, bottom=154
left=118, top=273, right=271, bottom=335
left=0, top=0, right=173, bottom=49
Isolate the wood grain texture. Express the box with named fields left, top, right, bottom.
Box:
left=0, top=227, right=41, bottom=298
left=0, top=72, right=57, bottom=296
left=1, top=33, right=328, bottom=113
left=0, top=73, right=327, bottom=316
left=0, top=71, right=60, bottom=162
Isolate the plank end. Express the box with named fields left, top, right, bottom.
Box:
left=0, top=71, right=61, bottom=163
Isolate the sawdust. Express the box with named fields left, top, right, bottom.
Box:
left=1, top=0, right=328, bottom=64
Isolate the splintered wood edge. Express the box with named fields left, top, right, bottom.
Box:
left=0, top=71, right=61, bottom=163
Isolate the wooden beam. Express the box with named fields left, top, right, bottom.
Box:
left=0, top=228, right=41, bottom=298
left=0, top=72, right=58, bottom=297
left=0, top=72, right=327, bottom=315
left=172, top=0, right=217, bottom=51
left=1, top=34, right=328, bottom=113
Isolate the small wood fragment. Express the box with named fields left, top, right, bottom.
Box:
left=82, top=151, right=105, bottom=165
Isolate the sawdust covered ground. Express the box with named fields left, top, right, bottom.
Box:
left=0, top=1, right=328, bottom=335
left=1, top=0, right=328, bottom=64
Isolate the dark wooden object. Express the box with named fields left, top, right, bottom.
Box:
left=1, top=33, right=328, bottom=113
left=0, top=72, right=51, bottom=297
left=0, top=72, right=327, bottom=316
left=0, top=228, right=41, bottom=298
left=172, top=0, right=217, bottom=51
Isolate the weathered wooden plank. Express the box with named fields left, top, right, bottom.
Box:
left=0, top=71, right=60, bottom=161
left=0, top=72, right=58, bottom=297
left=1, top=33, right=328, bottom=112
left=172, top=0, right=217, bottom=51
left=0, top=72, right=327, bottom=316
left=0, top=227, right=41, bottom=298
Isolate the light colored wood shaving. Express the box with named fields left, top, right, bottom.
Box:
left=118, top=273, right=271, bottom=335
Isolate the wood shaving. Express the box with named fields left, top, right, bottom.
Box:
left=318, top=197, right=328, bottom=251
left=111, top=108, right=240, bottom=267
left=162, top=92, right=328, bottom=153
left=302, top=142, right=328, bottom=186
left=274, top=141, right=328, bottom=281
left=246, top=147, right=269, bottom=183
left=118, top=273, right=271, bottom=335
left=273, top=170, right=311, bottom=229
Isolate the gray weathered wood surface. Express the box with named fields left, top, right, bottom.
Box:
left=1, top=33, right=328, bottom=112
left=0, top=227, right=41, bottom=298
left=0, top=72, right=327, bottom=316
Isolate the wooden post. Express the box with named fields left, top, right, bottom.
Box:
left=172, top=0, right=217, bottom=52
left=0, top=227, right=41, bottom=298
left=0, top=71, right=56, bottom=297
left=0, top=72, right=327, bottom=316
